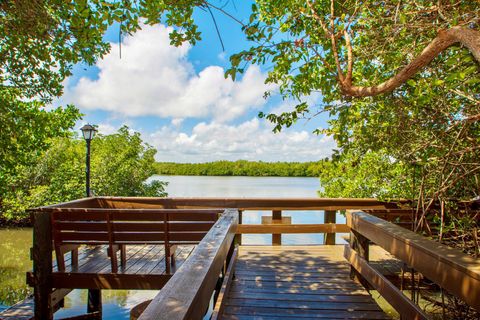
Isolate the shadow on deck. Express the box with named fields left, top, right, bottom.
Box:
left=27, top=244, right=195, bottom=290
left=221, top=245, right=389, bottom=319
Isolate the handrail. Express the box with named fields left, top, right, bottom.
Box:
left=137, top=209, right=238, bottom=320
left=32, top=207, right=225, bottom=214
left=34, top=197, right=403, bottom=246
left=94, top=196, right=402, bottom=210
left=346, top=210, right=480, bottom=312
left=237, top=223, right=349, bottom=234
left=31, top=196, right=401, bottom=211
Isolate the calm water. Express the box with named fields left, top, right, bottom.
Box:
left=155, top=175, right=346, bottom=245
left=1, top=175, right=349, bottom=319
left=0, top=228, right=32, bottom=307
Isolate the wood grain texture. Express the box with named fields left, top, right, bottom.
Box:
left=211, top=247, right=238, bottom=320
left=324, top=210, right=337, bottom=245
left=138, top=209, right=238, bottom=320
left=344, top=245, right=428, bottom=320
left=237, top=223, right=350, bottom=234
left=51, top=208, right=220, bottom=274
left=95, top=197, right=400, bottom=210
left=28, top=245, right=196, bottom=289
left=32, top=210, right=53, bottom=320
left=219, top=246, right=389, bottom=320
left=347, top=211, right=480, bottom=311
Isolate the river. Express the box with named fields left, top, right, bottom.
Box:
left=1, top=175, right=348, bottom=319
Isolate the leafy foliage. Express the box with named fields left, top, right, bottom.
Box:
left=1, top=127, right=166, bottom=222
left=316, top=150, right=413, bottom=199
left=0, top=87, right=81, bottom=195
left=0, top=0, right=202, bottom=102
left=226, top=0, right=479, bottom=202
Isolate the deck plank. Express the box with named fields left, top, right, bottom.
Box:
left=0, top=297, right=34, bottom=320
left=220, top=245, right=390, bottom=320
left=48, top=244, right=195, bottom=290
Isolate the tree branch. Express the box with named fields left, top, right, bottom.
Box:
left=339, top=26, right=480, bottom=97
left=344, top=30, right=353, bottom=84
left=328, top=0, right=345, bottom=83
left=306, top=0, right=330, bottom=35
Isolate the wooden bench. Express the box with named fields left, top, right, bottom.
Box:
left=51, top=209, right=224, bottom=273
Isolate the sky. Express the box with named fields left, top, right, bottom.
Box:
left=55, top=3, right=335, bottom=163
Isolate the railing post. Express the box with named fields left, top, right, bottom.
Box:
left=234, top=210, right=243, bottom=246
left=272, top=210, right=282, bottom=245
left=32, top=210, right=54, bottom=320
left=349, top=229, right=370, bottom=289
left=324, top=210, right=336, bottom=245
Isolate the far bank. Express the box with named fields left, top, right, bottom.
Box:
left=155, top=160, right=326, bottom=177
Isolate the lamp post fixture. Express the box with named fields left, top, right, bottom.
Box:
left=80, top=124, right=101, bottom=314
left=80, top=124, right=97, bottom=197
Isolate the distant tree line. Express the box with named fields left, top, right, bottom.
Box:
left=155, top=160, right=328, bottom=177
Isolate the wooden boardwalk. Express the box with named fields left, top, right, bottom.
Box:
left=219, top=245, right=389, bottom=319
left=27, top=244, right=196, bottom=290
left=2, top=244, right=196, bottom=320
left=8, top=245, right=401, bottom=320
left=23, top=198, right=480, bottom=319
left=0, top=298, right=34, bottom=320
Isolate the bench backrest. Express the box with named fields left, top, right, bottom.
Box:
left=52, top=209, right=223, bottom=246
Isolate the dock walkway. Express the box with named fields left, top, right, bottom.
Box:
left=219, top=245, right=389, bottom=320
left=23, top=197, right=480, bottom=319
left=0, top=298, right=34, bottom=320
left=26, top=244, right=196, bottom=290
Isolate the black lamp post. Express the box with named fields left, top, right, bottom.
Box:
left=80, top=124, right=97, bottom=197
left=80, top=124, right=101, bottom=314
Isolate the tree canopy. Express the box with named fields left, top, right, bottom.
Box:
left=225, top=1, right=479, bottom=203
left=1, top=0, right=479, bottom=218
left=1, top=126, right=166, bottom=222
left=0, top=0, right=199, bottom=209
left=0, top=0, right=202, bottom=102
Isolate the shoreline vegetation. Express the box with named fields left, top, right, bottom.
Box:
left=0, top=127, right=165, bottom=227
left=155, top=160, right=326, bottom=177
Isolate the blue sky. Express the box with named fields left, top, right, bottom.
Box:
left=56, top=3, right=334, bottom=162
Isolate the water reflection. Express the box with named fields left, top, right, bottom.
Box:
left=55, top=290, right=158, bottom=319
left=0, top=228, right=32, bottom=305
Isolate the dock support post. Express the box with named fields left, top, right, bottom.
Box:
left=324, top=210, right=336, bottom=245
left=32, top=210, right=54, bottom=320
left=349, top=229, right=370, bottom=289
left=234, top=210, right=243, bottom=246
left=87, top=289, right=102, bottom=316
left=272, top=210, right=282, bottom=245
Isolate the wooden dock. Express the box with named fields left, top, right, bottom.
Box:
left=27, top=244, right=196, bottom=290
left=219, top=245, right=389, bottom=319
left=21, top=197, right=480, bottom=319
left=0, top=298, right=34, bottom=320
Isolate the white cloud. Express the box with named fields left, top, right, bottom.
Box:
left=147, top=118, right=335, bottom=162
left=97, top=123, right=118, bottom=135
left=171, top=118, right=184, bottom=127
left=63, top=24, right=272, bottom=122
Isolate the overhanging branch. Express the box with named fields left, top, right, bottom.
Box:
left=339, top=26, right=480, bottom=97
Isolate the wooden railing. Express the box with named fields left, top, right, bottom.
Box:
left=137, top=209, right=238, bottom=320
left=345, top=210, right=480, bottom=319
left=99, top=197, right=402, bottom=245
left=29, top=196, right=421, bottom=320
